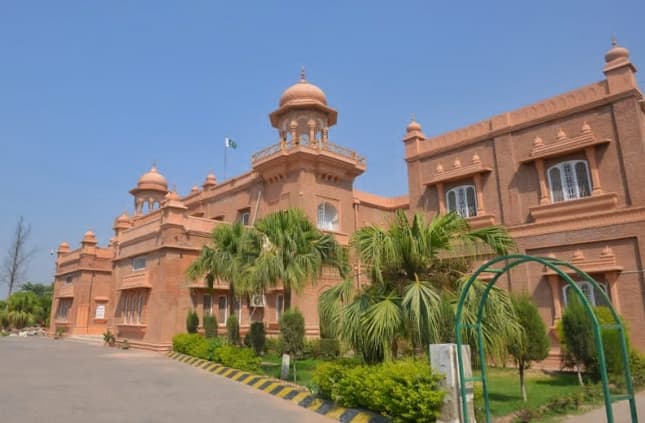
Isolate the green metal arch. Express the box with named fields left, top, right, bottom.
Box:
left=454, top=254, right=637, bottom=423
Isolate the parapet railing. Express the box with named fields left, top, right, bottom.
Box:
left=251, top=139, right=366, bottom=166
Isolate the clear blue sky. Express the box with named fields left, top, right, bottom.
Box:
left=1, top=1, right=643, bottom=296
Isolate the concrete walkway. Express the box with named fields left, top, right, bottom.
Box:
left=0, top=336, right=331, bottom=423
left=562, top=392, right=645, bottom=423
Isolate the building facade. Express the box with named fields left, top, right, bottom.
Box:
left=51, top=40, right=645, bottom=353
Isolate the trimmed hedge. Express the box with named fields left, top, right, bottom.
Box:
left=248, top=322, right=266, bottom=355
left=226, top=315, right=240, bottom=344
left=313, top=359, right=445, bottom=423
left=171, top=333, right=260, bottom=372
left=280, top=309, right=305, bottom=356
left=186, top=310, right=199, bottom=334
left=204, top=314, right=218, bottom=338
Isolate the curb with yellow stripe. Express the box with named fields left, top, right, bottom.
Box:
left=167, top=351, right=389, bottom=423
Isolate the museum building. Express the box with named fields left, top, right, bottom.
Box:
left=50, top=40, right=645, bottom=355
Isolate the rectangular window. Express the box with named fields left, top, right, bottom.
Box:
left=275, top=294, right=284, bottom=322
left=235, top=297, right=242, bottom=323
left=56, top=299, right=73, bottom=321
left=132, top=256, right=146, bottom=271
left=65, top=276, right=73, bottom=284
left=203, top=294, right=212, bottom=316
left=121, top=290, right=146, bottom=324
left=218, top=295, right=228, bottom=324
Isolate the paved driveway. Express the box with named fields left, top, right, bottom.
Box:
left=0, top=337, right=331, bottom=423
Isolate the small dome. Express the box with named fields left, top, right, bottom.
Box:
left=82, top=230, right=97, bottom=244
left=279, top=68, right=327, bottom=107
left=203, top=171, right=217, bottom=187
left=605, top=37, right=630, bottom=63
left=191, top=185, right=200, bottom=193
left=58, top=241, right=70, bottom=250
left=116, top=212, right=130, bottom=223
left=164, top=190, right=180, bottom=202
left=407, top=119, right=422, bottom=133
left=137, top=164, right=168, bottom=190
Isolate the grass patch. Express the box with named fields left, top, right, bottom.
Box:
left=478, top=368, right=581, bottom=417
left=260, top=353, right=322, bottom=388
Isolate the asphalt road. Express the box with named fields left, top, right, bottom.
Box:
left=0, top=336, right=331, bottom=423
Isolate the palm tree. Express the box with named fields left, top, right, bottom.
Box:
left=187, top=222, right=254, bottom=315
left=241, top=209, right=346, bottom=310
left=5, top=291, right=43, bottom=329
left=319, top=210, right=520, bottom=363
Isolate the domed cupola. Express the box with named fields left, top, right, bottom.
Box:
left=269, top=67, right=338, bottom=145
left=129, top=164, right=169, bottom=215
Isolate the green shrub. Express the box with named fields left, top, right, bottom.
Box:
left=280, top=309, right=305, bottom=356
left=203, top=314, right=218, bottom=338
left=629, top=350, right=645, bottom=387
left=249, top=322, right=266, bottom=355
left=265, top=336, right=283, bottom=355
left=303, top=337, right=321, bottom=358
left=213, top=344, right=261, bottom=372
left=172, top=333, right=204, bottom=354
left=319, top=338, right=340, bottom=360
left=473, top=383, right=485, bottom=423
left=186, top=309, right=199, bottom=334
left=320, top=359, right=444, bottom=423
left=312, top=359, right=360, bottom=399
left=226, top=315, right=240, bottom=344
left=593, top=306, right=630, bottom=379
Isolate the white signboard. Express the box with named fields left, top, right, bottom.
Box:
left=95, top=304, right=106, bottom=319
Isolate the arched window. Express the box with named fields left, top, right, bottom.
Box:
left=317, top=202, right=339, bottom=231
left=446, top=185, right=477, bottom=218
left=547, top=160, right=591, bottom=203
left=562, top=281, right=610, bottom=307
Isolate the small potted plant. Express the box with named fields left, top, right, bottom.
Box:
left=103, top=330, right=116, bottom=347
left=120, top=339, right=130, bottom=350
left=54, top=327, right=67, bottom=339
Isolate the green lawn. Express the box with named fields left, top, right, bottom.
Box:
left=260, top=353, right=322, bottom=388
left=478, top=368, right=581, bottom=417
left=259, top=355, right=583, bottom=419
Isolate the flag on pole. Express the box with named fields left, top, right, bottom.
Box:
left=225, top=137, right=237, bottom=149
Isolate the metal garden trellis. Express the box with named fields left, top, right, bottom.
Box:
left=454, top=254, right=637, bottom=423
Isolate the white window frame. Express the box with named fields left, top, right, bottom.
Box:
left=132, top=256, right=146, bottom=271
left=239, top=210, right=250, bottom=226
left=275, top=294, right=284, bottom=322
left=547, top=160, right=592, bottom=203
left=317, top=202, right=339, bottom=231
left=203, top=293, right=212, bottom=317
left=562, top=281, right=609, bottom=307
left=218, top=295, right=228, bottom=324
left=446, top=185, right=478, bottom=218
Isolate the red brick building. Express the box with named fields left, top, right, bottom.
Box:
left=51, top=40, right=645, bottom=352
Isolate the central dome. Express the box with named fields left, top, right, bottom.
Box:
left=137, top=164, right=168, bottom=191
left=279, top=68, right=327, bottom=107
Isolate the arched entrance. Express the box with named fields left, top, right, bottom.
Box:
left=454, top=254, right=636, bottom=423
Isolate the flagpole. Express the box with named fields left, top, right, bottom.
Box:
left=224, top=140, right=227, bottom=180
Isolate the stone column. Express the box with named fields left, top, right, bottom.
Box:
left=547, top=275, right=562, bottom=322
left=430, top=344, right=475, bottom=423
left=473, top=173, right=485, bottom=215
left=584, top=146, right=603, bottom=195
left=606, top=271, right=621, bottom=312
left=535, top=158, right=549, bottom=205
left=436, top=182, right=446, bottom=214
